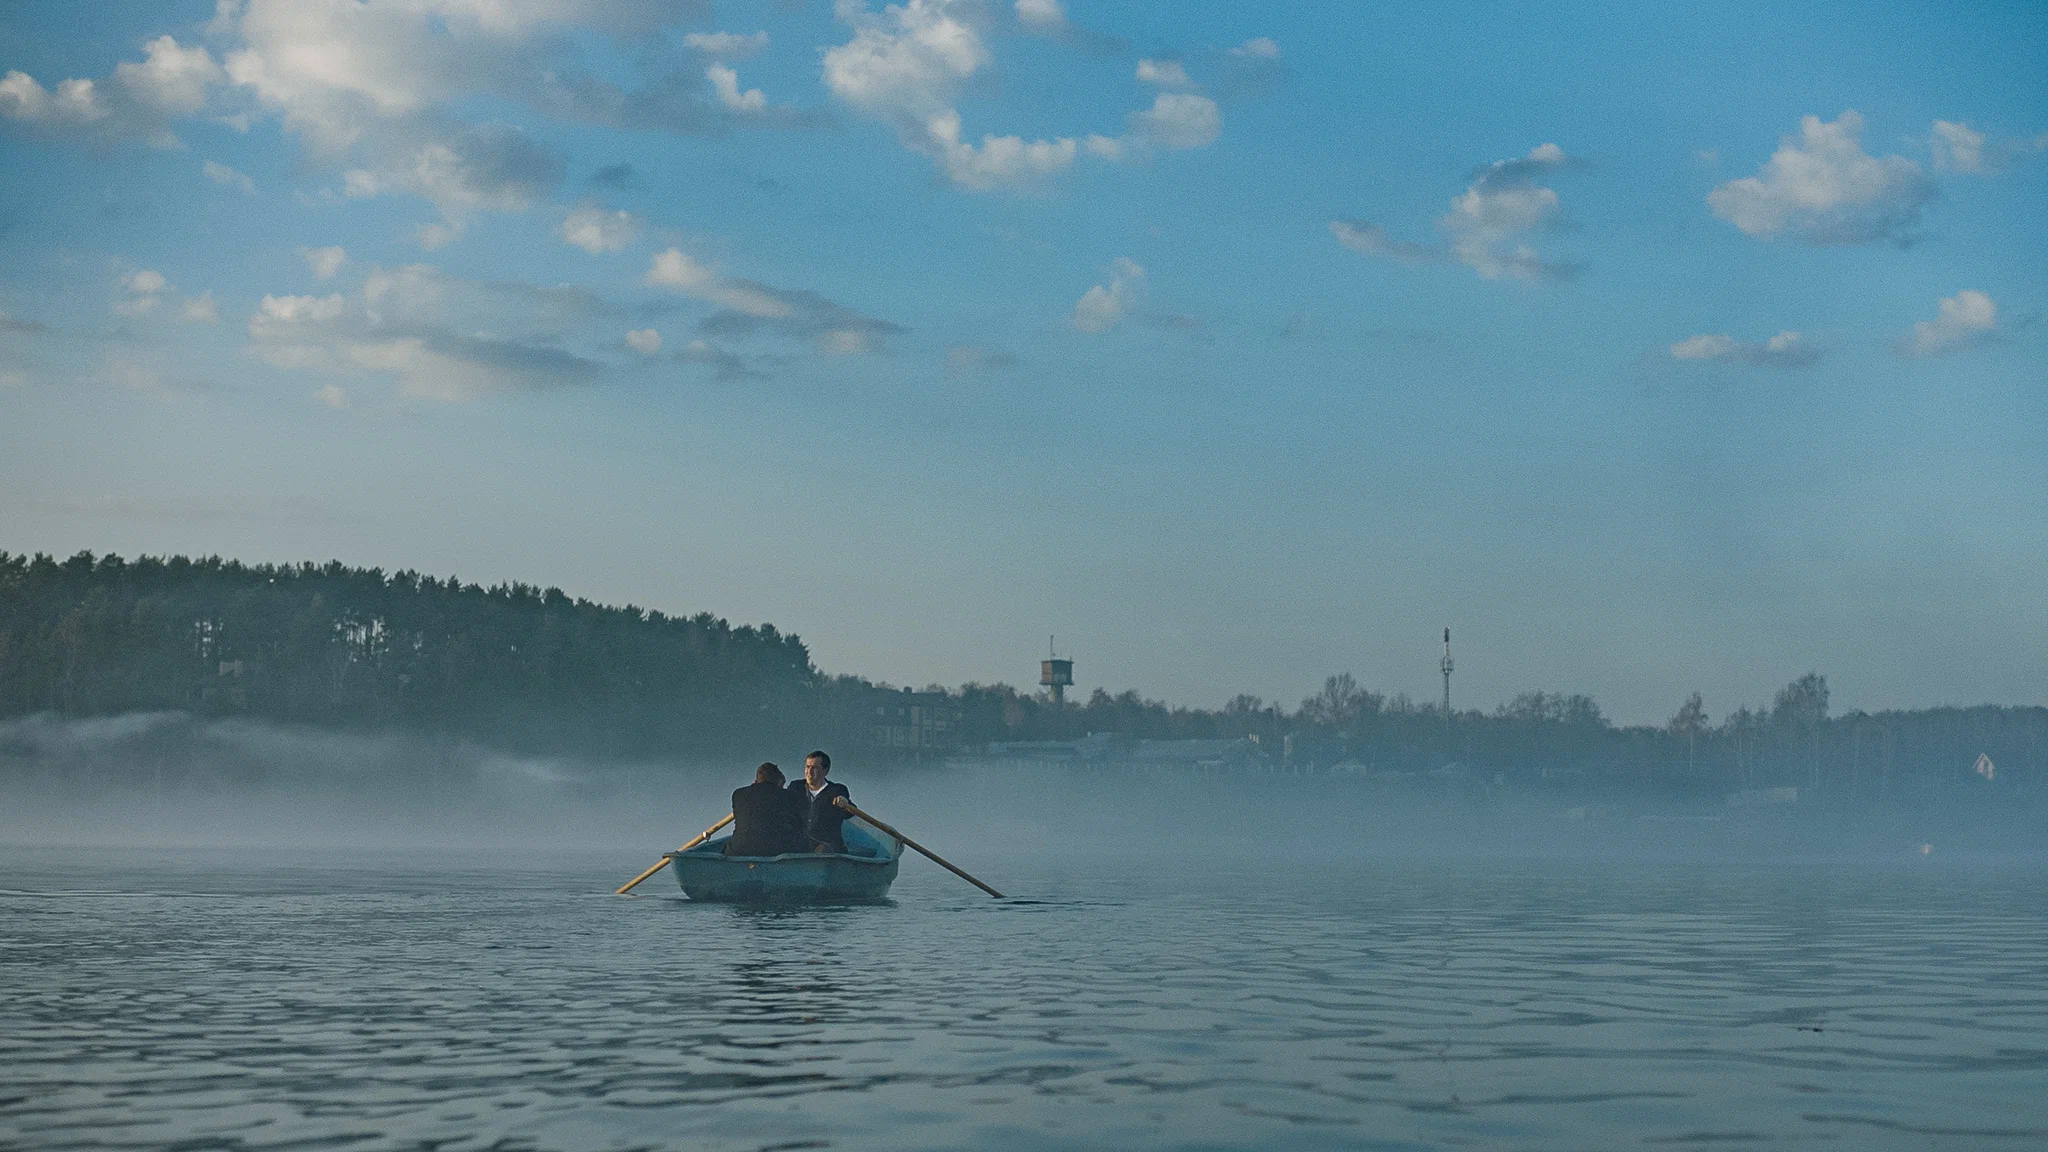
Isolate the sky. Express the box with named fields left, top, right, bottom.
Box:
left=1, top=0, right=2045, bottom=725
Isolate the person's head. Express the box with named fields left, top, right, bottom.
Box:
left=755, top=762, right=784, bottom=786
left=804, top=750, right=830, bottom=788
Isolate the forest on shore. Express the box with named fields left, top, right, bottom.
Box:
left=2, top=551, right=2041, bottom=801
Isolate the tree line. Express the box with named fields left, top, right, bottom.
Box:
left=2, top=551, right=2041, bottom=797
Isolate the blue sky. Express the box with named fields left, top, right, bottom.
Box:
left=2, top=0, right=2044, bottom=723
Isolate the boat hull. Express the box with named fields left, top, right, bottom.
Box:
left=667, top=823, right=900, bottom=903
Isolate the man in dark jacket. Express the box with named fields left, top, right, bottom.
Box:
left=786, top=749, right=852, bottom=853
left=726, top=762, right=806, bottom=856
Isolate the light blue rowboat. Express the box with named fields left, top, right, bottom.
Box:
left=666, top=822, right=901, bottom=903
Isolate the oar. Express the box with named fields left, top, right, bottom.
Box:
left=834, top=797, right=1003, bottom=899
left=616, top=813, right=734, bottom=895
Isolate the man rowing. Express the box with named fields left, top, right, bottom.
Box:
left=787, top=749, right=853, bottom=853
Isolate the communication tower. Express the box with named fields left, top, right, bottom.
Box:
left=1040, top=636, right=1074, bottom=708
left=1440, top=627, right=1454, bottom=720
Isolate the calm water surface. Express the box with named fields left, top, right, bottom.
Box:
left=3, top=846, right=2045, bottom=1151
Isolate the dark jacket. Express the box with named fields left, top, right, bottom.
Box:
left=786, top=779, right=852, bottom=852
left=727, top=779, right=806, bottom=856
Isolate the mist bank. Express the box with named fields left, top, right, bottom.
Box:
left=5, top=553, right=2046, bottom=800
left=4, top=712, right=2039, bottom=864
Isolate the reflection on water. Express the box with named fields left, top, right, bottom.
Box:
left=3, top=848, right=2046, bottom=1151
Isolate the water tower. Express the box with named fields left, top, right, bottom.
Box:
left=1040, top=637, right=1074, bottom=708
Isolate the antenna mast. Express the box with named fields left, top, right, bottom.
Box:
left=1440, top=627, right=1454, bottom=720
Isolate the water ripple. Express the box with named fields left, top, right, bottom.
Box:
left=3, top=852, right=2044, bottom=1150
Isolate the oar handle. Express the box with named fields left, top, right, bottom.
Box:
left=834, top=797, right=1003, bottom=899
left=616, top=813, right=734, bottom=895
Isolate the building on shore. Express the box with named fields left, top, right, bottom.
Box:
left=867, top=686, right=959, bottom=754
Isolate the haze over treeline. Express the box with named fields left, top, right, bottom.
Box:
left=2, top=551, right=2043, bottom=802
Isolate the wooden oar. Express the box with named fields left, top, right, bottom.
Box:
left=834, top=797, right=1003, bottom=899
left=615, top=813, right=734, bottom=895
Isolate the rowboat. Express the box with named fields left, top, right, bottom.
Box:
left=665, top=822, right=901, bottom=903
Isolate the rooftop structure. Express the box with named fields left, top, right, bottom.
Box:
left=1040, top=636, right=1073, bottom=708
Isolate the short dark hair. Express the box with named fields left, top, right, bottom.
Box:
left=805, top=750, right=830, bottom=769
left=755, top=762, right=784, bottom=784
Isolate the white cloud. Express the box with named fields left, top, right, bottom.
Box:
left=1708, top=112, right=1934, bottom=246
left=360, top=264, right=444, bottom=321
left=1669, top=335, right=1736, bottom=360
left=1332, top=143, right=1578, bottom=281
left=817, top=328, right=870, bottom=355
left=180, top=291, right=220, bottom=324
left=1930, top=120, right=1987, bottom=174
left=625, top=328, right=662, bottom=355
left=1929, top=119, right=2048, bottom=175
left=114, top=268, right=221, bottom=323
left=104, top=351, right=168, bottom=395
left=12, top=1, right=800, bottom=182
left=645, top=248, right=792, bottom=318
left=1668, top=329, right=1818, bottom=368
left=823, top=0, right=1013, bottom=182
left=707, top=65, right=766, bottom=113
left=1901, top=290, right=1996, bottom=357
left=560, top=206, right=639, bottom=254
left=827, top=0, right=1202, bottom=188
left=217, top=0, right=785, bottom=146
left=299, top=245, right=349, bottom=279
left=247, top=278, right=604, bottom=402
left=1218, top=36, right=1285, bottom=96
left=928, top=110, right=1078, bottom=188
left=1329, top=220, right=1443, bottom=265
left=673, top=338, right=757, bottom=382
left=256, top=292, right=346, bottom=326
left=1015, top=0, right=1066, bottom=32
left=1443, top=184, right=1559, bottom=280
left=1128, top=92, right=1220, bottom=150
left=824, top=0, right=987, bottom=118
left=1085, top=92, right=1221, bottom=162
left=415, top=221, right=463, bottom=250
left=0, top=71, right=107, bottom=130
left=314, top=383, right=349, bottom=409
left=1136, top=59, right=1192, bottom=89
left=116, top=36, right=223, bottom=115
left=1441, top=143, right=1578, bottom=280
left=684, top=31, right=770, bottom=59
left=340, top=126, right=560, bottom=244
left=0, top=36, right=222, bottom=147
left=203, top=159, right=257, bottom=193
left=945, top=344, right=1016, bottom=377
left=116, top=269, right=169, bottom=315
left=1072, top=257, right=1144, bottom=333
left=224, top=0, right=491, bottom=145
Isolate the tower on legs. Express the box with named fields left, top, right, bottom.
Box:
left=1041, top=636, right=1073, bottom=710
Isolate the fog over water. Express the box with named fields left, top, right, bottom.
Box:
left=3, top=711, right=2040, bottom=864
left=6, top=713, right=2048, bottom=1150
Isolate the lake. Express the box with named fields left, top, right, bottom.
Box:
left=3, top=844, right=2045, bottom=1150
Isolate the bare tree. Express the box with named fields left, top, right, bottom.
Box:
left=1669, top=691, right=1707, bottom=771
